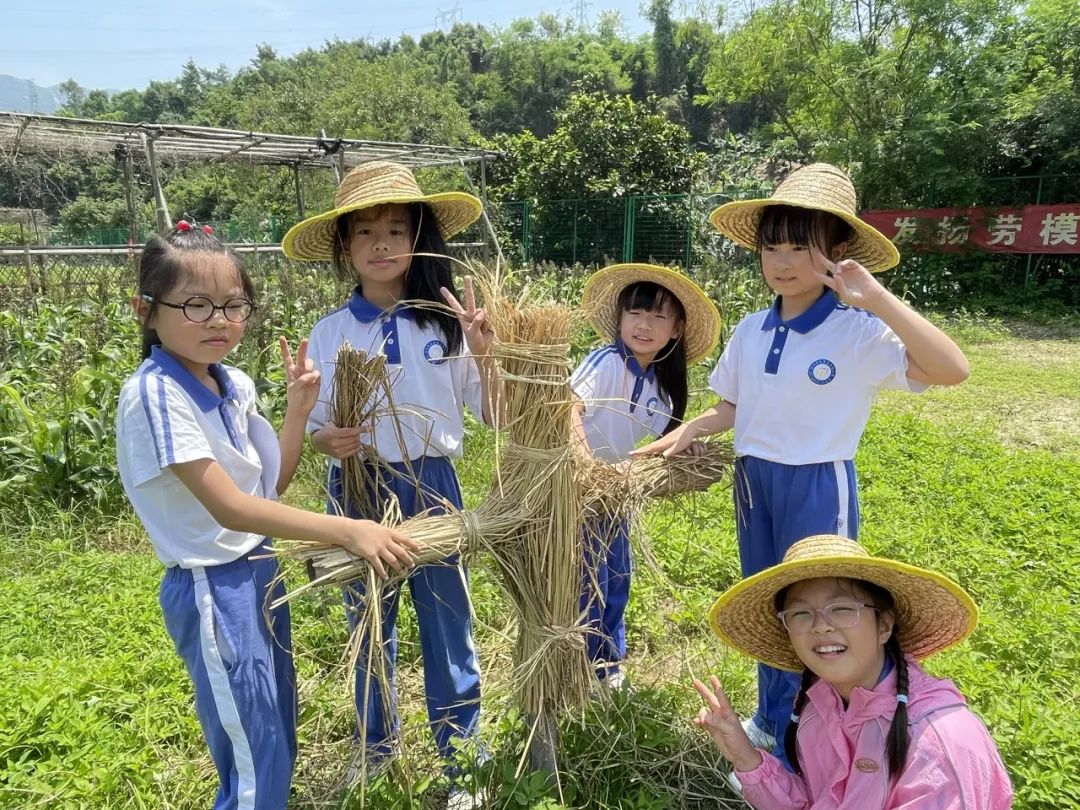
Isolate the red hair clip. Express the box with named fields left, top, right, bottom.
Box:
left=202, top=225, right=214, bottom=235
left=176, top=220, right=191, bottom=232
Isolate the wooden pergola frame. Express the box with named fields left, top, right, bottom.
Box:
left=0, top=111, right=501, bottom=243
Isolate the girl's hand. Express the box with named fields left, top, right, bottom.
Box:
left=441, top=275, right=495, bottom=358
left=693, top=677, right=763, bottom=773
left=279, top=336, right=321, bottom=415
left=818, top=258, right=888, bottom=311
left=632, top=424, right=693, bottom=458
left=312, top=423, right=368, bottom=460
left=338, top=519, right=421, bottom=579
left=685, top=439, right=707, bottom=457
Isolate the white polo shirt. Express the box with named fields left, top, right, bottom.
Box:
left=709, top=291, right=926, bottom=466
left=116, top=346, right=278, bottom=568
left=306, top=291, right=485, bottom=464
left=572, top=340, right=672, bottom=463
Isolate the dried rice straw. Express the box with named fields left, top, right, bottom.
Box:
left=271, top=259, right=734, bottom=784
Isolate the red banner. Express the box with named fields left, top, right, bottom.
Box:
left=861, top=204, right=1080, bottom=254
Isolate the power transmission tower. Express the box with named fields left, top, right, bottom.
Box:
left=573, top=0, right=590, bottom=30
left=27, top=80, right=39, bottom=113
left=435, top=4, right=462, bottom=31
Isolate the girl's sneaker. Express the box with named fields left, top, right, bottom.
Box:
left=741, top=717, right=776, bottom=751
left=447, top=787, right=488, bottom=809
left=726, top=770, right=743, bottom=796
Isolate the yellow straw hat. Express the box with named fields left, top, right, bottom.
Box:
left=708, top=163, right=900, bottom=273
left=708, top=535, right=978, bottom=672
left=582, top=263, right=722, bottom=364
left=282, top=161, right=483, bottom=261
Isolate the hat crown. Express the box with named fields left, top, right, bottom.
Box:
left=335, top=161, right=423, bottom=209
left=781, top=534, right=870, bottom=564
left=773, top=163, right=858, bottom=216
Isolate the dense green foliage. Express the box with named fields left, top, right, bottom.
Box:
left=2, top=2, right=1074, bottom=216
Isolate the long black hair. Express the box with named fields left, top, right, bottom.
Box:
left=136, top=224, right=254, bottom=359
left=756, top=204, right=854, bottom=258
left=616, top=281, right=687, bottom=435
left=331, top=201, right=463, bottom=356
left=777, top=579, right=911, bottom=780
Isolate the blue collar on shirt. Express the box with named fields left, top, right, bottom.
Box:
left=149, top=345, right=237, bottom=412
left=761, top=289, right=839, bottom=334
left=614, top=338, right=656, bottom=382
left=347, top=288, right=416, bottom=323
left=876, top=653, right=895, bottom=685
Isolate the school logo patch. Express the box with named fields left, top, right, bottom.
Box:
left=807, top=358, right=836, bottom=385
left=855, top=758, right=880, bottom=774
left=645, top=396, right=660, bottom=417
left=424, top=339, right=448, bottom=366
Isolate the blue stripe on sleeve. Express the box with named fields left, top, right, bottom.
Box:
left=138, top=372, right=164, bottom=469
left=153, top=371, right=176, bottom=465
left=573, top=347, right=615, bottom=384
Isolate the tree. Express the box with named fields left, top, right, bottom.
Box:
left=487, top=90, right=704, bottom=201
left=649, top=0, right=679, bottom=96
left=56, top=79, right=86, bottom=112
left=703, top=0, right=1020, bottom=206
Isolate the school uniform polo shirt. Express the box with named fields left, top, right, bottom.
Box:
left=116, top=346, right=276, bottom=568
left=306, top=291, right=485, bottom=464
left=571, top=339, right=672, bottom=463
left=709, top=291, right=926, bottom=466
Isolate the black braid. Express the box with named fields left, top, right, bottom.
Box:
left=784, top=666, right=817, bottom=775
left=884, top=630, right=911, bottom=778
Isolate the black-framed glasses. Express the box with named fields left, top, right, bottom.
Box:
left=776, top=601, right=878, bottom=634
left=142, top=294, right=255, bottom=324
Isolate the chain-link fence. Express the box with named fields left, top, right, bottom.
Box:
left=898, top=173, right=1080, bottom=309
left=488, top=191, right=767, bottom=268
left=3, top=178, right=1078, bottom=315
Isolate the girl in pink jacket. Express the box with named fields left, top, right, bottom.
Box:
left=694, top=535, right=1013, bottom=809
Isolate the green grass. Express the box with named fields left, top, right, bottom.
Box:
left=1, top=323, right=1078, bottom=808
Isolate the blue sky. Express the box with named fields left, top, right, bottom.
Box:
left=2, top=0, right=652, bottom=92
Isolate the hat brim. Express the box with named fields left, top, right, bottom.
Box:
left=708, top=554, right=978, bottom=672
left=581, top=264, right=721, bottom=364
left=282, top=191, right=483, bottom=261
left=708, top=199, right=901, bottom=273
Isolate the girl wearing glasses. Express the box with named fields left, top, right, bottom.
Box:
left=694, top=535, right=1012, bottom=809
left=116, top=222, right=419, bottom=810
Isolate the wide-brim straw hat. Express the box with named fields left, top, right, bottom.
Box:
left=708, top=163, right=900, bottom=273
left=282, top=160, right=483, bottom=261
left=708, top=535, right=978, bottom=672
left=582, top=263, right=722, bottom=364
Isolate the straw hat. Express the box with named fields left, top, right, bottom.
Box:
left=708, top=163, right=900, bottom=273
left=282, top=161, right=483, bottom=261
left=708, top=535, right=978, bottom=672
left=582, top=264, right=722, bottom=364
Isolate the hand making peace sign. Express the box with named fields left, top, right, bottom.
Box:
left=816, top=258, right=888, bottom=311
left=440, top=275, right=496, bottom=358
left=692, top=676, right=763, bottom=773
left=278, top=335, right=321, bottom=415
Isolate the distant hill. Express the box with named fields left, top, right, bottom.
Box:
left=0, top=76, right=62, bottom=113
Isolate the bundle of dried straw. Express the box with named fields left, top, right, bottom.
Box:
left=272, top=263, right=733, bottom=766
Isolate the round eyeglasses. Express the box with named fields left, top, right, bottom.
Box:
left=776, top=601, right=878, bottom=635
left=142, top=294, right=256, bottom=324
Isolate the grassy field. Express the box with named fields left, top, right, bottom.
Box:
left=2, top=315, right=1079, bottom=809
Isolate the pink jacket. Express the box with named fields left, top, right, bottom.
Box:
left=739, top=658, right=1013, bottom=809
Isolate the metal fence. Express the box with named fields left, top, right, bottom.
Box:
left=3, top=178, right=1077, bottom=313
left=486, top=192, right=758, bottom=268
